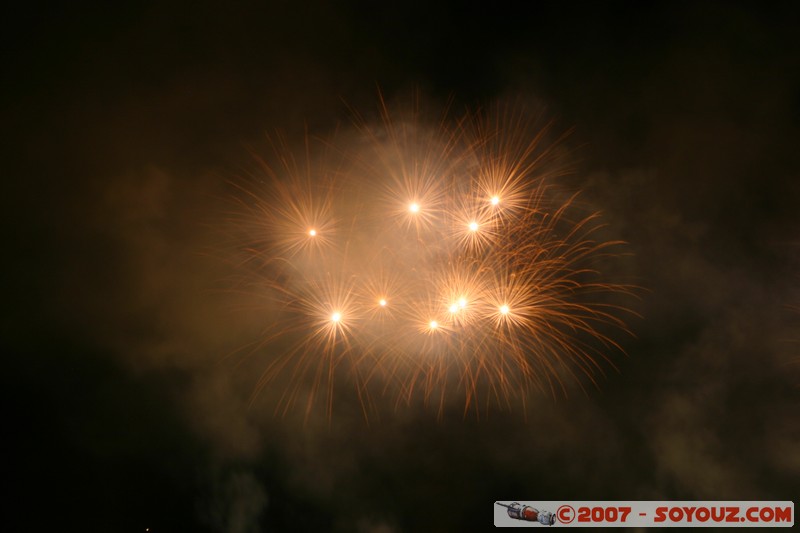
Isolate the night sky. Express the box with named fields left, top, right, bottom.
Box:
left=4, top=2, right=800, bottom=531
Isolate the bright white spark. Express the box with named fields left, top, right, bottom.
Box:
left=448, top=303, right=459, bottom=314
left=308, top=228, right=317, bottom=237
left=490, top=196, right=500, bottom=206
left=379, top=298, right=387, bottom=307
left=408, top=202, right=420, bottom=213
left=331, top=311, right=342, bottom=322
left=458, top=297, right=467, bottom=309
left=499, top=304, right=510, bottom=315
left=468, top=221, right=479, bottom=232
left=429, top=320, right=438, bottom=329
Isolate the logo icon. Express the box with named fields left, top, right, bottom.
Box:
left=496, top=502, right=556, bottom=526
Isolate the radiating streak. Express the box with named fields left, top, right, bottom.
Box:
left=224, top=100, right=638, bottom=419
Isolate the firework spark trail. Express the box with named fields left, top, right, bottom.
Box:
left=223, top=99, right=638, bottom=419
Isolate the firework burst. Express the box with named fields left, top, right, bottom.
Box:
left=223, top=98, right=638, bottom=419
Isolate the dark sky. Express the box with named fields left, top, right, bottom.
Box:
left=4, top=2, right=800, bottom=531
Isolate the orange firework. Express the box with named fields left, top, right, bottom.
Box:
left=223, top=97, right=638, bottom=420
